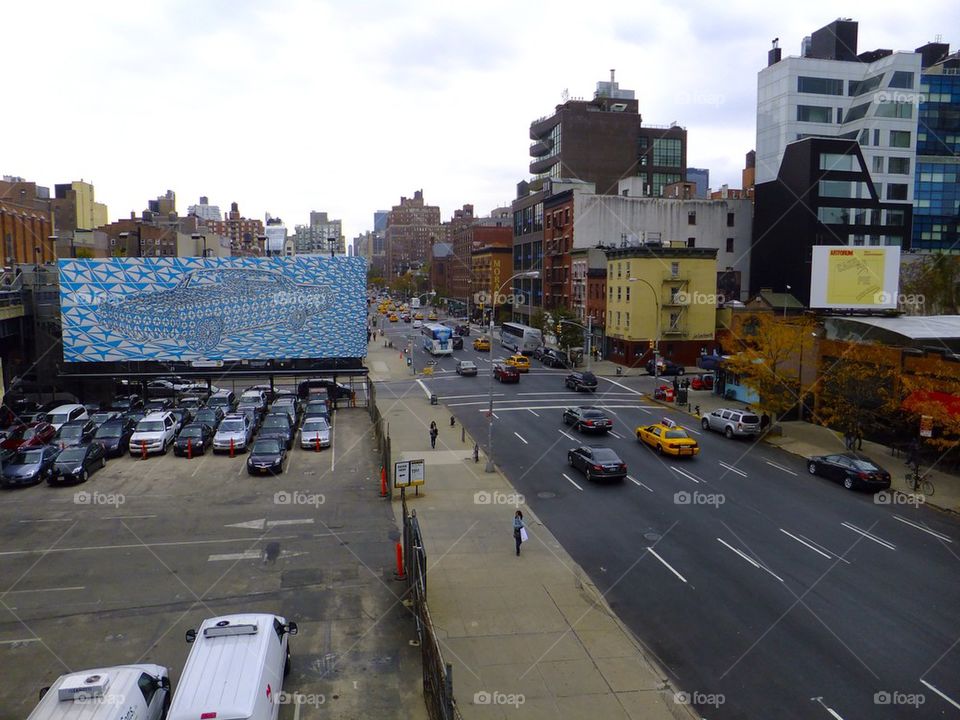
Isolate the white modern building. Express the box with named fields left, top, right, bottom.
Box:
left=293, top=211, right=344, bottom=255
left=187, top=196, right=222, bottom=222
left=264, top=215, right=287, bottom=255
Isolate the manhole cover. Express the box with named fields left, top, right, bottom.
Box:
left=643, top=531, right=662, bottom=542
left=537, top=491, right=557, bottom=499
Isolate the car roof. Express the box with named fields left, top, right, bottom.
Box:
left=28, top=664, right=167, bottom=720
left=49, top=404, right=85, bottom=413
left=61, top=419, right=91, bottom=426
left=142, top=411, right=172, bottom=420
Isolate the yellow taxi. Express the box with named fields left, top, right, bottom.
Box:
left=428, top=312, right=438, bottom=321
left=635, top=418, right=700, bottom=457
left=473, top=336, right=491, bottom=352
left=504, top=354, right=531, bottom=372
left=388, top=314, right=399, bottom=323
left=414, top=312, right=424, bottom=320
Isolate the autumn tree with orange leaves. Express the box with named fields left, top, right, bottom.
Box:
left=815, top=343, right=901, bottom=438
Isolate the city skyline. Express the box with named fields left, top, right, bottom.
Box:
left=4, top=1, right=957, bottom=249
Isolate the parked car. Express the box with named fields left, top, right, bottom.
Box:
left=239, top=389, right=268, bottom=413
left=83, top=401, right=105, bottom=414
left=194, top=406, right=226, bottom=431
left=173, top=423, right=215, bottom=456
left=541, top=350, right=568, bottom=369
left=701, top=408, right=762, bottom=439
left=177, top=395, right=207, bottom=411
left=129, top=411, right=178, bottom=455
left=565, top=371, right=598, bottom=392
left=299, top=417, right=331, bottom=449
left=244, top=384, right=277, bottom=404
left=297, top=378, right=352, bottom=401
left=505, top=354, right=531, bottom=372
left=697, top=353, right=726, bottom=372
left=26, top=665, right=170, bottom=720
left=206, top=391, right=238, bottom=414
left=46, top=404, right=89, bottom=431
left=646, top=358, right=686, bottom=376
left=636, top=418, right=700, bottom=457
left=413, top=319, right=423, bottom=329
left=303, top=399, right=332, bottom=423
left=1, top=446, right=59, bottom=487
left=168, top=407, right=194, bottom=432
left=89, top=410, right=121, bottom=431
left=456, top=360, right=478, bottom=377
left=145, top=398, right=175, bottom=412
left=54, top=419, right=97, bottom=448
left=806, top=452, right=892, bottom=492
left=110, top=394, right=144, bottom=412
left=493, top=363, right=520, bottom=383
left=258, top=413, right=294, bottom=450
left=271, top=396, right=302, bottom=424
left=95, top=418, right=136, bottom=457
left=1, top=422, right=56, bottom=452
left=690, top=373, right=715, bottom=391
left=122, top=408, right=148, bottom=427
left=562, top=407, right=613, bottom=433
left=566, top=446, right=628, bottom=482
left=49, top=443, right=106, bottom=485
left=213, top=413, right=254, bottom=452
left=246, top=438, right=287, bottom=475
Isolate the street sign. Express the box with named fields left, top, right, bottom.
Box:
left=920, top=415, right=933, bottom=438
left=394, top=460, right=411, bottom=487
left=409, top=459, right=425, bottom=486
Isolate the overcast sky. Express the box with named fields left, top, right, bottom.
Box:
left=4, top=1, right=957, bottom=248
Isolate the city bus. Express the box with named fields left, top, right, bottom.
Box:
left=422, top=322, right=454, bottom=356
left=500, top=321, right=543, bottom=354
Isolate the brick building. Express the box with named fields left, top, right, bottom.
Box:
left=384, top=190, right=443, bottom=280
left=202, top=201, right=265, bottom=256
left=446, top=204, right=475, bottom=303
left=0, top=177, right=56, bottom=264
left=471, top=244, right=514, bottom=323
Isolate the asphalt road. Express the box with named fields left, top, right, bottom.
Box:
left=0, top=406, right=425, bottom=719
left=381, top=318, right=960, bottom=720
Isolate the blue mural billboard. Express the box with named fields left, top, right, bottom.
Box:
left=59, top=256, right=367, bottom=362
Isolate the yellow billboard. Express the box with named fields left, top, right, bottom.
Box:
left=810, top=246, right=901, bottom=309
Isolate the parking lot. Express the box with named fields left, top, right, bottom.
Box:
left=0, top=406, right=426, bottom=719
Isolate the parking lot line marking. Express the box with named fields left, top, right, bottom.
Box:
left=718, top=461, right=747, bottom=477
left=627, top=475, right=653, bottom=492
left=0, top=638, right=40, bottom=645
left=5, top=586, right=85, bottom=594
left=191, top=455, right=209, bottom=478
left=647, top=548, right=688, bottom=583
left=670, top=466, right=702, bottom=484
left=780, top=529, right=832, bottom=559
left=893, top=515, right=953, bottom=542
left=841, top=522, right=897, bottom=551
left=766, top=460, right=798, bottom=476
left=527, top=409, right=540, bottom=417
left=415, top=379, right=432, bottom=399
left=513, top=432, right=528, bottom=445
left=0, top=533, right=304, bottom=557
left=561, top=473, right=584, bottom=491
left=920, top=680, right=960, bottom=712
left=268, top=519, right=315, bottom=527
left=558, top=429, right=578, bottom=442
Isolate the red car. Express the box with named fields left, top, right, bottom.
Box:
left=1, top=422, right=56, bottom=451
left=493, top=363, right=520, bottom=383
left=691, top=374, right=714, bottom=391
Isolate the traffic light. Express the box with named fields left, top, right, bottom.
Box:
left=556, top=323, right=562, bottom=335
left=648, top=339, right=654, bottom=350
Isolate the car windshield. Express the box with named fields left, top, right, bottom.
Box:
left=306, top=403, right=327, bottom=412
left=136, top=421, right=165, bottom=432
left=96, top=424, right=123, bottom=438
left=48, top=412, right=71, bottom=425
left=209, top=397, right=230, bottom=405
left=180, top=426, right=203, bottom=437
left=262, top=417, right=287, bottom=428
left=741, top=414, right=760, bottom=423
left=665, top=429, right=689, bottom=439
left=196, top=411, right=216, bottom=420
left=22, top=427, right=40, bottom=440
left=852, top=460, right=881, bottom=472
left=241, top=395, right=261, bottom=403
left=59, top=426, right=84, bottom=438
left=303, top=419, right=329, bottom=431
left=592, top=449, right=620, bottom=463
left=251, top=440, right=280, bottom=453
left=460, top=362, right=475, bottom=368
left=14, top=450, right=43, bottom=464
left=220, top=420, right=244, bottom=433
left=58, top=448, right=86, bottom=463
left=91, top=413, right=114, bottom=424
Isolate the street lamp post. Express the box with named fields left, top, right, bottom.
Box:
left=628, top=277, right=661, bottom=377
left=485, top=270, right=538, bottom=473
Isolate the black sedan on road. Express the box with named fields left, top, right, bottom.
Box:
left=564, top=371, right=598, bottom=392
left=95, top=418, right=136, bottom=457
left=562, top=407, right=613, bottom=433
left=567, top=446, right=628, bottom=482
left=1, top=446, right=59, bottom=487
left=49, top=444, right=106, bottom=485
left=173, top=423, right=214, bottom=457
left=246, top=438, right=287, bottom=475
left=806, top=452, right=892, bottom=491
left=646, top=358, right=685, bottom=376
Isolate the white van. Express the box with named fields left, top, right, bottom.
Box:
left=168, top=614, right=298, bottom=720
left=28, top=665, right=170, bottom=720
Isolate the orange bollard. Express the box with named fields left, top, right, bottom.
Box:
left=187, top=438, right=193, bottom=459
left=379, top=465, right=388, bottom=497
left=394, top=541, right=406, bottom=580
left=141, top=440, right=147, bottom=460
left=230, top=438, right=235, bottom=458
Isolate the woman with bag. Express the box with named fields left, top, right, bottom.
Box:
left=513, top=510, right=526, bottom=556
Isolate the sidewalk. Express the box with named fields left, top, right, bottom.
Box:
left=365, top=340, right=693, bottom=720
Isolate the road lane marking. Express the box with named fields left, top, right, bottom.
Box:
left=601, top=407, right=619, bottom=416
left=226, top=519, right=315, bottom=530
left=780, top=529, right=832, bottom=559
left=920, top=680, right=960, bottom=711
left=609, top=431, right=623, bottom=439
left=443, top=393, right=505, bottom=399
left=717, top=538, right=784, bottom=582
left=17, top=518, right=72, bottom=523
left=467, top=404, right=647, bottom=410
left=0, top=533, right=306, bottom=557
left=893, top=515, right=953, bottom=542
left=514, top=432, right=529, bottom=445
left=102, top=515, right=157, bottom=520
left=415, top=379, right=432, bottom=399
left=331, top=417, right=336, bottom=471
left=561, top=473, right=584, bottom=491
left=527, top=409, right=540, bottom=417
left=492, top=413, right=500, bottom=420
left=558, top=429, right=578, bottom=442
left=766, top=460, right=798, bottom=476
left=718, top=461, right=747, bottom=477
left=790, top=531, right=851, bottom=564
left=671, top=466, right=702, bottom=484
left=0, top=638, right=40, bottom=645
left=5, top=586, right=85, bottom=594
left=647, top=548, right=688, bottom=583
left=598, top=377, right=644, bottom=395
left=626, top=475, right=653, bottom=492
left=841, top=522, right=896, bottom=550
left=207, top=549, right=308, bottom=562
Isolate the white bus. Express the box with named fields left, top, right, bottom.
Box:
left=500, top=321, right=543, bottom=354
left=422, top=323, right=454, bottom=356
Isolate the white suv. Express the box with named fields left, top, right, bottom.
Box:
left=130, top=411, right=178, bottom=455
left=701, top=408, right=762, bottom=439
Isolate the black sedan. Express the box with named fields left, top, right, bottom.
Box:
left=173, top=423, right=214, bottom=457
left=303, top=400, right=331, bottom=424
left=111, top=395, right=144, bottom=412
left=169, top=407, right=194, bottom=432
left=49, top=444, right=106, bottom=485
left=95, top=418, right=136, bottom=457
left=452, top=336, right=464, bottom=350
left=246, top=438, right=287, bottom=475
left=258, top=413, right=294, bottom=450
left=54, top=419, right=97, bottom=448
left=646, top=358, right=685, bottom=376
left=567, top=446, right=628, bottom=482
left=194, top=407, right=225, bottom=431
left=562, top=407, right=613, bottom=433
left=1, top=446, right=59, bottom=487
left=806, top=453, right=892, bottom=491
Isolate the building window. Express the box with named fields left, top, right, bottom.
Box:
left=564, top=208, right=570, bottom=224
left=687, top=237, right=696, bottom=248
left=872, top=156, right=884, bottom=174
left=820, top=153, right=855, bottom=171
left=889, top=71, right=914, bottom=89
left=859, top=128, right=869, bottom=145
left=670, top=261, right=680, bottom=277
left=797, top=105, right=832, bottom=123
left=726, top=212, right=735, bottom=227
left=626, top=287, right=630, bottom=302
left=875, top=101, right=913, bottom=119
left=886, top=210, right=905, bottom=226
left=888, top=157, right=910, bottom=175
left=889, top=130, right=911, bottom=148
left=849, top=74, right=883, bottom=96
left=616, top=312, right=621, bottom=326
left=836, top=107, right=843, bottom=123
left=652, top=138, right=682, bottom=167
left=687, top=211, right=696, bottom=225
left=609, top=286, right=613, bottom=301
left=726, top=238, right=734, bottom=253
left=797, top=76, right=844, bottom=95
left=625, top=312, right=630, bottom=327
left=887, top=184, right=909, bottom=200
left=617, top=286, right=622, bottom=301
left=842, top=103, right=870, bottom=123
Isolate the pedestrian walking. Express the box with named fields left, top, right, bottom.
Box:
left=855, top=425, right=863, bottom=450
left=844, top=428, right=855, bottom=450
left=513, top=510, right=525, bottom=556
left=429, top=421, right=438, bottom=449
